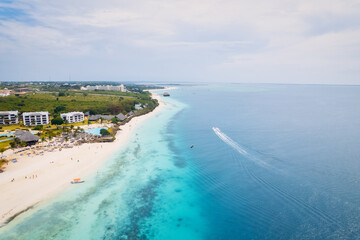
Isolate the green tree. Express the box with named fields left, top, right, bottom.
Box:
left=100, top=129, right=111, bottom=136
left=54, top=106, right=66, bottom=113
left=10, top=142, right=16, bottom=148
left=111, top=117, right=119, bottom=124
left=51, top=116, right=64, bottom=125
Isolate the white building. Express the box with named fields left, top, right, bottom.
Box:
left=0, top=92, right=10, bottom=97
left=80, top=84, right=126, bottom=92
left=0, top=89, right=11, bottom=97
left=134, top=104, right=143, bottom=110
left=22, top=112, right=49, bottom=126
left=60, top=112, right=84, bottom=124
left=0, top=111, right=19, bottom=125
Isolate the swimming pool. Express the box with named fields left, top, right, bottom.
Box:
left=0, top=138, right=13, bottom=142
left=84, top=127, right=108, bottom=136
left=0, top=132, right=13, bottom=137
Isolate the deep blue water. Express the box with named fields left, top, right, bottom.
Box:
left=171, top=84, right=360, bottom=239
left=1, top=84, right=360, bottom=239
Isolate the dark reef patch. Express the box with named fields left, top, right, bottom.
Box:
left=101, top=178, right=162, bottom=240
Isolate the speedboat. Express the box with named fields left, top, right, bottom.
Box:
left=71, top=178, right=85, bottom=184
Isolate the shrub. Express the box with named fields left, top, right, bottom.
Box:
left=33, top=125, right=43, bottom=130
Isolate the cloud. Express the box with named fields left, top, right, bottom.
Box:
left=0, top=0, right=359, bottom=83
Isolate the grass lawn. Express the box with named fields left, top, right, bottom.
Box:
left=0, top=124, right=26, bottom=131
left=0, top=139, right=13, bottom=150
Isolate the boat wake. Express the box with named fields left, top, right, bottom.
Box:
left=212, top=127, right=273, bottom=170
left=212, top=127, right=341, bottom=227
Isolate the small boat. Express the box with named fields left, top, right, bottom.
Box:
left=190, top=144, right=194, bottom=148
left=71, top=178, right=85, bottom=184
left=163, top=92, right=170, bottom=97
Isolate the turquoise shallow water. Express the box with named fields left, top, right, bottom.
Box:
left=0, top=93, right=208, bottom=240
left=1, top=84, right=360, bottom=239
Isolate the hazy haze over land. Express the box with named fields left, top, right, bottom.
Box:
left=0, top=0, right=359, bottom=84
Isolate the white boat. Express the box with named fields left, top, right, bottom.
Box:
left=71, top=178, right=85, bottom=184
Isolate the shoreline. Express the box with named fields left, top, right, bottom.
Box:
left=0, top=93, right=164, bottom=226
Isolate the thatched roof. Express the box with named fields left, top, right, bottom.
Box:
left=14, top=129, right=26, bottom=137
left=17, top=132, right=40, bottom=142
left=89, top=115, right=100, bottom=121
left=116, top=113, right=126, bottom=121
left=89, top=115, right=114, bottom=121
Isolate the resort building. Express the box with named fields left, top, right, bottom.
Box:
left=15, top=131, right=40, bottom=146
left=116, top=113, right=126, bottom=121
left=0, top=111, right=19, bottom=125
left=126, top=111, right=137, bottom=118
left=22, top=112, right=49, bottom=126
left=88, top=113, right=127, bottom=122
left=88, top=115, right=114, bottom=121
left=80, top=84, right=126, bottom=92
left=13, top=88, right=33, bottom=95
left=134, top=104, right=143, bottom=110
left=0, top=89, right=12, bottom=97
left=60, top=112, right=84, bottom=124
left=14, top=129, right=26, bottom=138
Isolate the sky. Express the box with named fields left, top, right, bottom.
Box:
left=0, top=0, right=360, bottom=84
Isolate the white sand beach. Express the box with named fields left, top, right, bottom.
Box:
left=0, top=94, right=164, bottom=226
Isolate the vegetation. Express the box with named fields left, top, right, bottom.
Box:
left=0, top=139, right=13, bottom=151
left=51, top=116, right=64, bottom=125
left=0, top=91, right=155, bottom=115
left=100, top=129, right=111, bottom=136
left=33, top=125, right=43, bottom=130
left=0, top=82, right=160, bottom=149
left=0, top=159, right=8, bottom=172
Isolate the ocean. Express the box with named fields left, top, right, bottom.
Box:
left=1, top=84, right=360, bottom=239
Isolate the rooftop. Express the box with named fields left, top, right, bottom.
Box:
left=22, top=112, right=49, bottom=116
left=0, top=111, right=18, bottom=115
